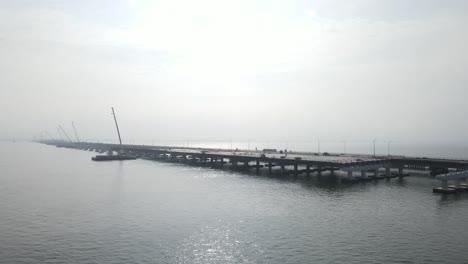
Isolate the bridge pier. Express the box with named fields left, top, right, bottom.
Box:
left=347, top=171, right=353, bottom=180
left=449, top=178, right=468, bottom=191
left=268, top=162, right=272, bottom=175
left=294, top=164, right=298, bottom=176
left=386, top=167, right=391, bottom=177
left=306, top=164, right=311, bottom=177
left=398, top=167, right=403, bottom=176
left=455, top=178, right=461, bottom=187
left=433, top=179, right=456, bottom=193
left=256, top=160, right=260, bottom=174
left=434, top=170, right=468, bottom=193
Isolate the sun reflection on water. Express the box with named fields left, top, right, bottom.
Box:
left=175, top=221, right=261, bottom=264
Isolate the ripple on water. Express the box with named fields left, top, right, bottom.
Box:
left=175, top=221, right=264, bottom=264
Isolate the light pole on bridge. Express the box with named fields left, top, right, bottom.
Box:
left=373, top=138, right=377, bottom=157
left=385, top=140, right=392, bottom=157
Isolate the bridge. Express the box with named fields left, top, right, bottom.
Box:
left=42, top=140, right=468, bottom=193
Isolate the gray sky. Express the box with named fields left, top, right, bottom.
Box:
left=1, top=0, right=467, bottom=144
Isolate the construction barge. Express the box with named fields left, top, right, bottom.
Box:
left=91, top=154, right=136, bottom=161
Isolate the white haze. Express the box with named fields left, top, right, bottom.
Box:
left=1, top=0, right=467, bottom=146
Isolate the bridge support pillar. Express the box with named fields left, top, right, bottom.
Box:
left=318, top=166, right=322, bottom=176
left=442, top=180, right=448, bottom=189
left=374, top=169, right=378, bottom=178
left=348, top=171, right=353, bottom=180
left=294, top=164, right=298, bottom=176
left=256, top=160, right=260, bottom=174
left=361, top=171, right=367, bottom=178
left=398, top=167, right=403, bottom=176
left=268, top=162, right=272, bottom=175
left=220, top=158, right=224, bottom=167
left=386, top=168, right=391, bottom=176
left=306, top=164, right=311, bottom=177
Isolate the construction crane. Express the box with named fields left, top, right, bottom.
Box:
left=72, top=122, right=80, bottom=143
left=58, top=125, right=73, bottom=143
left=90, top=107, right=135, bottom=161
left=57, top=127, right=65, bottom=141
left=44, top=131, right=55, bottom=141
left=111, top=107, right=123, bottom=148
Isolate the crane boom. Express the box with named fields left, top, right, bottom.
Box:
left=57, top=127, right=64, bottom=141
left=58, top=125, right=73, bottom=143
left=111, top=107, right=123, bottom=147
left=72, top=122, right=80, bottom=143
left=45, top=131, right=55, bottom=140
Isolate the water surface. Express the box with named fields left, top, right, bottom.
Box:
left=1, top=142, right=468, bottom=263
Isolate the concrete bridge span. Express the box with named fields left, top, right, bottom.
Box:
left=47, top=141, right=468, bottom=185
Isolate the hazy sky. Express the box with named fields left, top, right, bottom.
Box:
left=1, top=0, right=467, bottom=144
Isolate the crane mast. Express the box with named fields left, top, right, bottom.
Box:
left=72, top=122, right=80, bottom=143
left=45, top=131, right=55, bottom=141
left=58, top=125, right=73, bottom=143
left=111, top=107, right=123, bottom=147
left=57, top=127, right=64, bottom=141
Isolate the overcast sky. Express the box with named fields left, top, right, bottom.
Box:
left=1, top=0, right=467, bottom=144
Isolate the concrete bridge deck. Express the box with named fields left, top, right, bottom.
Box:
left=50, top=141, right=468, bottom=169
left=46, top=141, right=468, bottom=191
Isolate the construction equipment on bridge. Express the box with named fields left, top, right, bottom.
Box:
left=72, top=122, right=80, bottom=143
left=58, top=125, right=73, bottom=143
left=91, top=107, right=135, bottom=161
left=112, top=107, right=122, bottom=148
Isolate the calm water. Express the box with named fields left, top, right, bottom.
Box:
left=1, top=142, right=468, bottom=264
